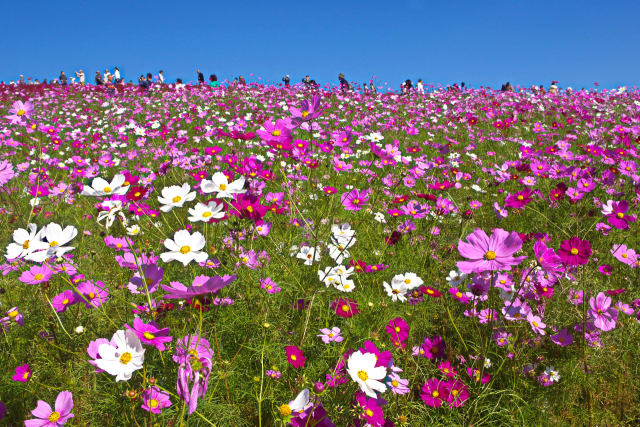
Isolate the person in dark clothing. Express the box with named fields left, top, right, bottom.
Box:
left=404, top=79, right=413, bottom=93
left=95, top=71, right=103, bottom=85
left=238, top=75, right=246, bottom=85
left=146, top=73, right=153, bottom=87
left=197, top=69, right=204, bottom=84
left=302, top=75, right=311, bottom=85
left=59, top=71, right=68, bottom=85
left=138, top=75, right=150, bottom=91
left=282, top=75, right=290, bottom=87
left=338, top=73, right=349, bottom=91
left=370, top=82, right=376, bottom=93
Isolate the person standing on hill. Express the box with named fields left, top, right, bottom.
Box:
left=238, top=75, right=246, bottom=85
left=209, top=74, right=220, bottom=87
left=158, top=70, right=165, bottom=84
left=95, top=71, right=103, bottom=85
left=282, top=75, right=290, bottom=87
left=197, top=69, right=205, bottom=84
left=75, top=70, right=85, bottom=86
left=114, top=67, right=121, bottom=83
left=339, top=73, right=350, bottom=91
left=416, top=78, right=424, bottom=94
left=59, top=71, right=68, bottom=85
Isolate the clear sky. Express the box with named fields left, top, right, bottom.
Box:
left=1, top=0, right=638, bottom=90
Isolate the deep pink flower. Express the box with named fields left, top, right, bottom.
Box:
left=457, top=228, right=526, bottom=273
left=444, top=380, right=470, bottom=407
left=420, top=379, right=449, bottom=408
left=25, top=390, right=74, bottom=426
left=126, top=317, right=173, bottom=351
left=340, top=188, right=370, bottom=211
left=12, top=363, right=32, bottom=382
left=558, top=237, right=592, bottom=265
left=385, top=317, right=409, bottom=346
left=331, top=298, right=359, bottom=318
left=286, top=346, right=306, bottom=369
left=141, top=386, right=172, bottom=414
left=606, top=200, right=635, bottom=230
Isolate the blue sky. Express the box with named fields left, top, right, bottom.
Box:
left=1, top=0, right=638, bottom=90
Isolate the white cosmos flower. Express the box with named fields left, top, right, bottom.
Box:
left=200, top=172, right=246, bottom=198
left=187, top=201, right=225, bottom=223
left=26, top=223, right=78, bottom=262
left=327, top=242, right=350, bottom=264
left=126, top=224, right=142, bottom=236
left=390, top=272, right=423, bottom=290
left=160, top=230, right=208, bottom=266
left=94, top=329, right=145, bottom=382
left=289, top=389, right=310, bottom=413
left=347, top=351, right=388, bottom=398
left=97, top=200, right=128, bottom=230
left=383, top=281, right=408, bottom=302
left=157, top=183, right=196, bottom=212
left=319, top=265, right=356, bottom=292
left=81, top=174, right=129, bottom=196
left=295, top=246, right=322, bottom=266
left=5, top=224, right=48, bottom=260
left=331, top=224, right=356, bottom=242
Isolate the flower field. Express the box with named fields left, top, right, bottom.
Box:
left=1, top=82, right=640, bottom=426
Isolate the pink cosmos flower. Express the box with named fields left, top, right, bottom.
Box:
left=550, top=329, right=573, bottom=347
left=457, top=228, right=526, bottom=273
left=317, top=327, right=343, bottom=344
left=141, top=386, right=172, bottom=414
left=340, top=188, right=370, bottom=211
left=385, top=317, right=409, bottom=346
left=588, top=292, right=618, bottom=331
left=19, top=265, right=55, bottom=285
left=444, top=379, right=470, bottom=408
left=25, top=390, right=74, bottom=426
left=527, top=312, right=546, bottom=335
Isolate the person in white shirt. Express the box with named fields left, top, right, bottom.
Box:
left=416, top=78, right=424, bottom=95
left=75, top=70, right=85, bottom=85
left=158, top=70, right=165, bottom=84
left=104, top=69, right=111, bottom=83
left=114, top=67, right=121, bottom=83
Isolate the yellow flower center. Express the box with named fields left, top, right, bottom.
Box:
left=616, top=212, right=624, bottom=219
left=485, top=251, right=497, bottom=260
left=8, top=311, right=18, bottom=318
left=202, top=211, right=212, bottom=218
left=17, top=109, right=26, bottom=116
left=272, top=129, right=281, bottom=136
left=328, top=333, right=334, bottom=338
left=48, top=412, right=61, bottom=422
left=172, top=196, right=182, bottom=203
left=134, top=191, right=141, bottom=197
left=120, top=352, right=132, bottom=364
left=116, top=243, right=122, bottom=248
left=358, top=370, right=369, bottom=381
left=103, top=186, right=112, bottom=193
left=622, top=253, right=628, bottom=258
left=88, top=292, right=96, bottom=299
left=432, top=390, right=439, bottom=398
left=341, top=304, right=350, bottom=312
left=451, top=389, right=459, bottom=397
left=301, top=110, right=309, bottom=117
left=62, top=298, right=69, bottom=305
left=23, top=371, right=30, bottom=379
left=279, top=404, right=292, bottom=416
left=352, top=199, right=360, bottom=204
left=22, top=240, right=30, bottom=249
left=455, top=291, right=462, bottom=298
left=532, top=321, right=538, bottom=327
left=517, top=195, right=524, bottom=200
left=49, top=241, right=59, bottom=247
left=143, top=332, right=155, bottom=340
left=180, top=246, right=191, bottom=254
left=34, top=273, right=44, bottom=281
left=290, top=355, right=297, bottom=361
left=149, top=399, right=159, bottom=408
left=145, top=278, right=154, bottom=286
left=246, top=206, right=254, bottom=213
left=392, top=380, right=399, bottom=387
left=365, top=409, right=374, bottom=417
left=570, top=248, right=579, bottom=255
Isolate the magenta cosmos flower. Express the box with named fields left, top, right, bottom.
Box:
left=25, top=390, right=74, bottom=426
left=558, top=237, right=592, bottom=265
left=126, top=317, right=173, bottom=351
left=286, top=345, right=306, bottom=368
left=420, top=379, right=449, bottom=408
left=606, top=200, right=635, bottom=230
left=457, top=228, right=526, bottom=273
left=141, top=386, right=172, bottom=414
left=12, top=363, right=32, bottom=382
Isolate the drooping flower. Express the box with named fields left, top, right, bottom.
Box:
left=457, top=228, right=526, bottom=273
left=25, top=390, right=74, bottom=427
left=177, top=352, right=212, bottom=414
left=161, top=274, right=236, bottom=299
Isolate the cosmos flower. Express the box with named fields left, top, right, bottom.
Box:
left=457, top=228, right=526, bottom=273
left=160, top=230, right=208, bottom=266
left=347, top=351, right=388, bottom=398
left=25, top=390, right=74, bottom=427
left=141, top=386, right=172, bottom=414
left=92, top=329, right=145, bottom=382
left=157, top=183, right=196, bottom=212
left=286, top=346, right=306, bottom=368
left=200, top=172, right=246, bottom=198
left=558, top=237, right=592, bottom=266
left=81, top=174, right=129, bottom=197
